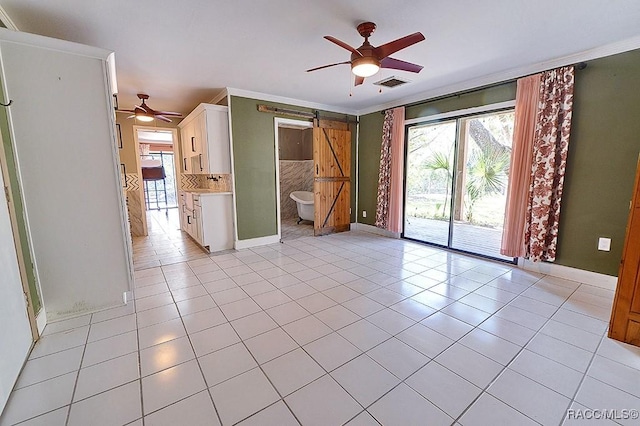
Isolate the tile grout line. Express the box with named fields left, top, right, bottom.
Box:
left=64, top=313, right=93, bottom=426
left=131, top=273, right=147, bottom=426
left=562, top=331, right=608, bottom=426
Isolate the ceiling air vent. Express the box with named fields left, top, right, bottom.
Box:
left=374, top=76, right=410, bottom=88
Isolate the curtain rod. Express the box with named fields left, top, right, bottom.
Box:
left=382, top=61, right=588, bottom=114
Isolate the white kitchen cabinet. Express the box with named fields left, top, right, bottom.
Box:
left=181, top=192, right=233, bottom=252
left=178, top=104, right=230, bottom=175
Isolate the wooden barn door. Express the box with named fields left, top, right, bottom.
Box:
left=313, top=120, right=351, bottom=236
left=610, top=156, right=640, bottom=346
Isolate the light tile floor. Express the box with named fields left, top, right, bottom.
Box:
left=132, top=209, right=211, bottom=271
left=3, top=231, right=640, bottom=426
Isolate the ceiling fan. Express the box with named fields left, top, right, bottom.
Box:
left=118, top=93, right=182, bottom=123
left=307, top=22, right=425, bottom=86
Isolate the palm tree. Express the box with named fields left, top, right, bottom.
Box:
left=464, top=145, right=510, bottom=222
left=424, top=151, right=453, bottom=218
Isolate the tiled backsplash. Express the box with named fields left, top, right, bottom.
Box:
left=180, top=173, right=232, bottom=192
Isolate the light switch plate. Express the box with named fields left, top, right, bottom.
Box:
left=598, top=237, right=611, bottom=251
left=362, top=210, right=367, bottom=218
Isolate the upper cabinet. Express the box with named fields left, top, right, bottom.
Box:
left=179, top=104, right=231, bottom=175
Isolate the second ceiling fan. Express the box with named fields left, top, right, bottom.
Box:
left=307, top=22, right=425, bottom=86
left=119, top=93, right=182, bottom=123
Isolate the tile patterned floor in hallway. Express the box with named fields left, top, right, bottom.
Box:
left=132, top=209, right=210, bottom=271
left=3, top=231, right=640, bottom=425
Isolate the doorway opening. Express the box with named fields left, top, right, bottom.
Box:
left=403, top=109, right=517, bottom=262
left=131, top=126, right=207, bottom=269
left=137, top=128, right=178, bottom=211
left=274, top=118, right=314, bottom=241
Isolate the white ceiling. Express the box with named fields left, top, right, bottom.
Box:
left=1, top=1, right=639, bottom=116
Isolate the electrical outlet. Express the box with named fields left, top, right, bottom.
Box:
left=598, top=237, right=611, bottom=252
left=362, top=210, right=367, bottom=218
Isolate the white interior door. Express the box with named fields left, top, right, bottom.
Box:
left=0, top=166, right=32, bottom=414
left=0, top=35, right=133, bottom=320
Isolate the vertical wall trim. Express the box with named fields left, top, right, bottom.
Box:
left=355, top=116, right=360, bottom=224
left=227, top=97, right=240, bottom=245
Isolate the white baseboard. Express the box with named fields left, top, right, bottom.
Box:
left=235, top=235, right=281, bottom=250
left=353, top=223, right=401, bottom=239
left=36, top=307, right=47, bottom=336
left=518, top=258, right=617, bottom=290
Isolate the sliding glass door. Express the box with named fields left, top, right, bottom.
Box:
left=404, top=120, right=457, bottom=246
left=404, top=110, right=516, bottom=262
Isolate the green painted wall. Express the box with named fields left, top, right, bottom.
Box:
left=356, top=49, right=640, bottom=276
left=555, top=50, right=640, bottom=275
left=229, top=96, right=356, bottom=240
left=357, top=112, right=385, bottom=225
left=0, top=82, right=41, bottom=314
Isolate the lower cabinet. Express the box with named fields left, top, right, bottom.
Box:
left=180, top=192, right=234, bottom=252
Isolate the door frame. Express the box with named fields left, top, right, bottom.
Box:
left=0, top=124, right=38, bottom=340
left=273, top=117, right=313, bottom=241
left=133, top=126, right=180, bottom=227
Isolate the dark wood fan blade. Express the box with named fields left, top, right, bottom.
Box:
left=154, top=115, right=172, bottom=123
left=373, top=32, right=425, bottom=59
left=306, top=61, right=350, bottom=72
left=324, top=36, right=362, bottom=57
left=155, top=111, right=182, bottom=117
left=381, top=57, right=423, bottom=73
left=117, top=109, right=136, bottom=113
left=354, top=76, right=365, bottom=86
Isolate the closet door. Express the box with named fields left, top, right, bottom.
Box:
left=0, top=163, right=32, bottom=413
left=0, top=33, right=132, bottom=320
left=609, top=157, right=640, bottom=346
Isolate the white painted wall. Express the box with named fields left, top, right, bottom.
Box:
left=0, top=29, right=133, bottom=320
left=0, top=166, right=32, bottom=414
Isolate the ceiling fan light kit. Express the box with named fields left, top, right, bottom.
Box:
left=135, top=111, right=154, bottom=122
left=351, top=56, right=380, bottom=78
left=117, top=93, right=183, bottom=123
left=307, top=21, right=425, bottom=87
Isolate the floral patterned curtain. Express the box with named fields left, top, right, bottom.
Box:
left=375, top=107, right=405, bottom=232
left=375, top=110, right=394, bottom=230
left=524, top=66, right=575, bottom=262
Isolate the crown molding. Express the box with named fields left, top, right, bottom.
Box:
left=209, top=88, right=228, bottom=105
left=0, top=5, right=18, bottom=31
left=356, top=34, right=640, bottom=116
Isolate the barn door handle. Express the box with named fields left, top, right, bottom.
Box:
left=316, top=165, right=319, bottom=175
